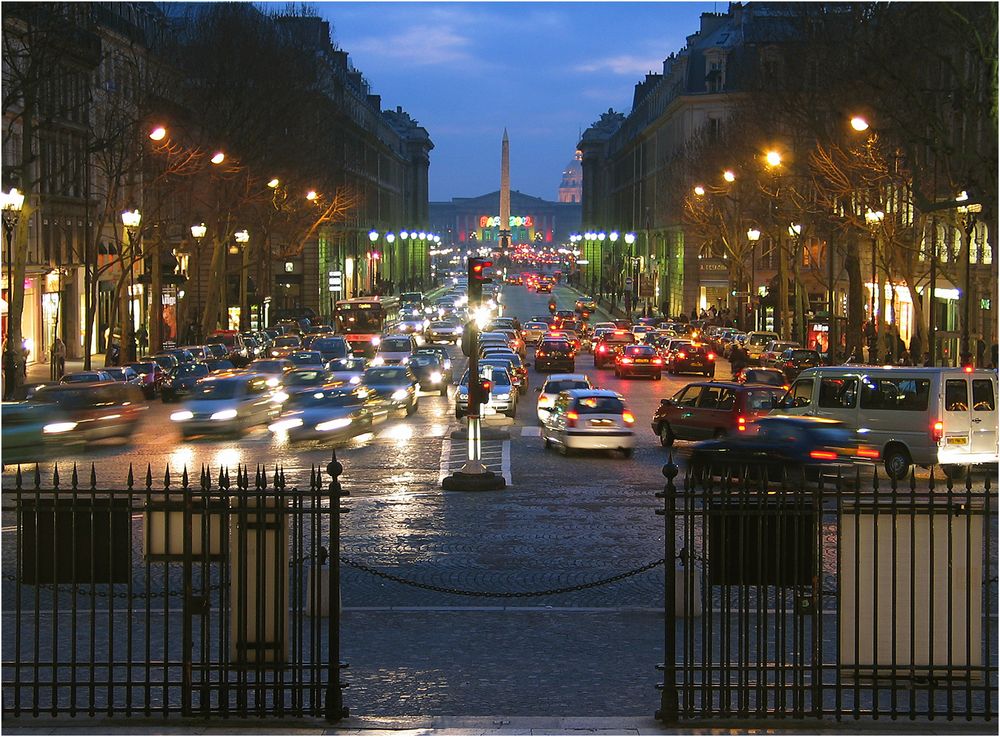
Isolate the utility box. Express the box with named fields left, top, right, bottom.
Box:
left=839, top=500, right=983, bottom=677
left=229, top=494, right=288, bottom=667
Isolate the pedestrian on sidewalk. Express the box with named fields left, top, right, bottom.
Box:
left=50, top=337, right=66, bottom=380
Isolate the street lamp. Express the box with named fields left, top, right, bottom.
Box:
left=747, top=227, right=761, bottom=330
left=190, top=223, right=206, bottom=340
left=121, top=209, right=142, bottom=363
left=956, top=192, right=983, bottom=366
left=234, top=229, right=250, bottom=331
left=865, top=208, right=884, bottom=361
left=765, top=150, right=782, bottom=168
left=2, top=187, right=25, bottom=397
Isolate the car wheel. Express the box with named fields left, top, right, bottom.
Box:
left=883, top=445, right=910, bottom=480
left=659, top=424, right=675, bottom=448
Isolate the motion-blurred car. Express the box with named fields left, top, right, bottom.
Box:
left=362, top=365, right=420, bottom=415
left=169, top=374, right=277, bottom=437
left=371, top=335, right=417, bottom=366
left=160, top=362, right=211, bottom=402
left=688, top=416, right=879, bottom=484
left=541, top=389, right=636, bottom=458
left=734, top=367, right=789, bottom=388
left=268, top=335, right=302, bottom=358
left=309, top=335, right=352, bottom=363
left=535, top=373, right=592, bottom=424
left=32, top=382, right=146, bottom=443
left=412, top=346, right=453, bottom=384
left=406, top=353, right=449, bottom=396
left=426, top=320, right=463, bottom=344
left=281, top=368, right=334, bottom=396
left=247, top=358, right=296, bottom=383
left=1, top=401, right=83, bottom=464
left=268, top=385, right=379, bottom=442
left=204, top=359, right=236, bottom=373
left=650, top=381, right=787, bottom=447
left=455, top=367, right=517, bottom=419
left=326, top=357, right=367, bottom=386
left=614, top=344, right=663, bottom=379
left=288, top=351, right=325, bottom=368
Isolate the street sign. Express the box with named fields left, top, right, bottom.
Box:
left=328, top=270, right=342, bottom=293
left=624, top=277, right=634, bottom=290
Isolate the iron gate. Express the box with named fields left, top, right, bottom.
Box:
left=656, top=459, right=997, bottom=722
left=2, top=459, right=349, bottom=720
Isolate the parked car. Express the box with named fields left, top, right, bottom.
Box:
left=650, top=381, right=787, bottom=447
left=541, top=389, right=636, bottom=458
left=103, top=366, right=142, bottom=386
left=127, top=361, right=170, bottom=398
left=745, top=331, right=780, bottom=365
left=614, top=344, right=664, bottom=380
left=170, top=374, right=278, bottom=437
left=61, top=370, right=114, bottom=384
left=760, top=340, right=802, bottom=369
left=775, top=348, right=822, bottom=380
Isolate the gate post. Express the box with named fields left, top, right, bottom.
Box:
left=655, top=455, right=679, bottom=722
left=325, top=452, right=350, bottom=722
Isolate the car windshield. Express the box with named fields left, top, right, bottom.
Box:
left=544, top=379, right=590, bottom=393
left=128, top=363, right=157, bottom=373
left=365, top=368, right=409, bottom=382
left=63, top=373, right=103, bottom=383
left=190, top=381, right=240, bottom=400
left=380, top=338, right=412, bottom=352
left=329, top=358, right=366, bottom=372
left=605, top=333, right=635, bottom=344
left=285, top=370, right=328, bottom=385
left=408, top=355, right=438, bottom=367
left=745, top=370, right=785, bottom=385
left=790, top=350, right=819, bottom=360
left=625, top=346, right=655, bottom=357
left=430, top=322, right=455, bottom=329
left=539, top=341, right=570, bottom=352
left=176, top=364, right=209, bottom=378
left=288, top=389, right=359, bottom=408
left=290, top=352, right=322, bottom=363
left=573, top=395, right=625, bottom=414
left=248, top=360, right=287, bottom=373
left=105, top=369, right=127, bottom=379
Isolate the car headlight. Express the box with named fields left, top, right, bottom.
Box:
left=268, top=418, right=303, bottom=432
left=444, top=360, right=452, bottom=369
left=371, top=336, right=381, bottom=346
left=43, top=421, right=78, bottom=434
left=429, top=371, right=442, bottom=384
left=494, top=393, right=510, bottom=400
left=316, top=417, right=352, bottom=432
left=271, top=391, right=289, bottom=403
left=391, top=389, right=408, bottom=401
left=349, top=375, right=361, bottom=384
left=371, top=356, right=385, bottom=366
left=170, top=410, right=193, bottom=422
left=266, top=377, right=280, bottom=387
left=211, top=409, right=238, bottom=421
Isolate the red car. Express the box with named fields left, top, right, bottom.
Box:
left=614, top=344, right=664, bottom=380
left=650, top=381, right=787, bottom=447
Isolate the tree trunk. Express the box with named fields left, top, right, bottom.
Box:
left=844, top=235, right=864, bottom=359
left=201, top=237, right=226, bottom=338
left=777, top=235, right=790, bottom=339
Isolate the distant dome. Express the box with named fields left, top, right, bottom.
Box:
left=558, top=150, right=583, bottom=203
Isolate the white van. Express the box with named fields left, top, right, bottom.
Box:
left=774, top=366, right=998, bottom=479
left=746, top=331, right=780, bottom=364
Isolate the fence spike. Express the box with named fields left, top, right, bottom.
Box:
left=273, top=465, right=280, bottom=488
left=965, top=464, right=974, bottom=492
left=945, top=468, right=954, bottom=493
left=928, top=464, right=936, bottom=493
left=872, top=465, right=879, bottom=494
left=144, top=464, right=152, bottom=489
left=909, top=467, right=917, bottom=494
left=126, top=464, right=134, bottom=489
left=33, top=463, right=41, bottom=489
left=182, top=465, right=189, bottom=489
left=985, top=472, right=991, bottom=494
left=220, top=466, right=229, bottom=490
left=164, top=465, right=172, bottom=489
left=71, top=464, right=79, bottom=490
left=888, top=463, right=897, bottom=493
left=15, top=465, right=22, bottom=489
left=52, top=464, right=60, bottom=489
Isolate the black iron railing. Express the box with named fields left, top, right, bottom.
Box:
left=656, top=460, right=997, bottom=722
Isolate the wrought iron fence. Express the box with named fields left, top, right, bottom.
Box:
left=655, top=460, right=997, bottom=722
left=1, top=459, right=349, bottom=720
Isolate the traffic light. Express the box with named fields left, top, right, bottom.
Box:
left=469, top=376, right=492, bottom=409
left=468, top=257, right=493, bottom=305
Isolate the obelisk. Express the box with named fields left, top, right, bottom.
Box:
left=499, top=129, right=511, bottom=250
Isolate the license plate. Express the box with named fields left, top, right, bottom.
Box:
left=689, top=360, right=704, bottom=367
left=947, top=436, right=968, bottom=445
left=590, top=419, right=614, bottom=427
left=635, top=359, right=649, bottom=364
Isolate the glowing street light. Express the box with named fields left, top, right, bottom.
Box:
left=306, top=190, right=318, bottom=201
left=723, top=169, right=736, bottom=183
left=850, top=116, right=870, bottom=132
left=149, top=126, right=166, bottom=141
left=267, top=178, right=280, bottom=189
left=368, top=230, right=379, bottom=243
left=694, top=185, right=706, bottom=196
left=210, top=151, right=226, bottom=165
left=765, top=150, right=782, bottom=168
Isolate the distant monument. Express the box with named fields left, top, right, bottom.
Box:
left=499, top=129, right=511, bottom=250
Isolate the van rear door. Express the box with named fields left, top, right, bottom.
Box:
left=942, top=377, right=973, bottom=452
left=970, top=377, right=998, bottom=457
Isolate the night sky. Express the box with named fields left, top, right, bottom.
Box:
left=310, top=2, right=718, bottom=201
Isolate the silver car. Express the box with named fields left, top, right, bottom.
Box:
left=170, top=373, right=279, bottom=436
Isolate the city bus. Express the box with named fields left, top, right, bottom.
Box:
left=334, top=296, right=400, bottom=356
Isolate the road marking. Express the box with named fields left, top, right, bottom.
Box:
left=521, top=427, right=541, bottom=437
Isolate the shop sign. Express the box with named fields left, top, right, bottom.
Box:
left=699, top=258, right=727, bottom=273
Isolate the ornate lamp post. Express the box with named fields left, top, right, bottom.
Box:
left=746, top=227, right=761, bottom=331
left=190, top=223, right=206, bottom=342
left=865, top=208, right=884, bottom=362
left=956, top=192, right=982, bottom=366
left=2, top=187, right=25, bottom=397
left=121, top=208, right=142, bottom=363
left=234, top=229, right=250, bottom=331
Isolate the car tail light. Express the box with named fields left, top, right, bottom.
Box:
left=598, top=345, right=607, bottom=353
left=620, top=357, right=633, bottom=364
left=857, top=448, right=880, bottom=459
left=809, top=450, right=838, bottom=460
left=931, top=420, right=944, bottom=442
left=536, top=351, right=546, bottom=357
left=707, top=353, right=715, bottom=360
left=676, top=351, right=686, bottom=359
left=566, top=410, right=579, bottom=428
left=622, top=411, right=635, bottom=425
left=653, top=358, right=663, bottom=365
left=737, top=415, right=747, bottom=431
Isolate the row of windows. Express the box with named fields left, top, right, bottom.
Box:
left=793, top=376, right=995, bottom=412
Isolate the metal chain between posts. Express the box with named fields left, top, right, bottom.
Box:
left=338, top=555, right=666, bottom=598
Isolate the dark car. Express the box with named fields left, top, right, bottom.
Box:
left=534, top=338, right=575, bottom=373
left=406, top=353, right=449, bottom=396
left=735, top=367, right=790, bottom=388
left=145, top=353, right=179, bottom=373
left=776, top=348, right=822, bottom=380
left=413, top=346, right=454, bottom=384
left=362, top=366, right=420, bottom=416
left=480, top=354, right=528, bottom=392
left=162, top=348, right=196, bottom=366
left=281, top=367, right=334, bottom=395
left=161, top=362, right=210, bottom=402
left=593, top=330, right=635, bottom=368
left=33, top=381, right=146, bottom=443
left=614, top=344, right=664, bottom=380
left=104, top=366, right=142, bottom=386
left=288, top=351, right=325, bottom=368
left=127, top=361, right=169, bottom=398
left=666, top=344, right=716, bottom=377
left=309, top=335, right=352, bottom=363
left=650, top=381, right=787, bottom=447
left=204, top=359, right=236, bottom=373
left=688, top=415, right=879, bottom=484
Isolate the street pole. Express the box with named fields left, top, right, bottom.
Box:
left=960, top=211, right=977, bottom=366
left=827, top=227, right=836, bottom=363
left=928, top=217, right=937, bottom=366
